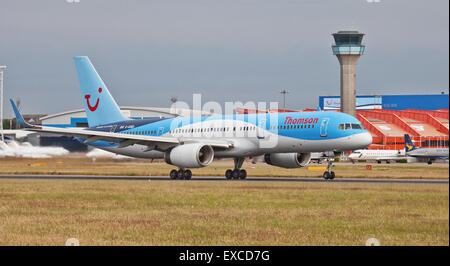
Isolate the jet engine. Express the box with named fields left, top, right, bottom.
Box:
left=264, top=152, right=312, bottom=168
left=165, top=143, right=214, bottom=168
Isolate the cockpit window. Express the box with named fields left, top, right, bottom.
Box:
left=351, top=123, right=362, bottom=129
left=338, top=123, right=365, bottom=130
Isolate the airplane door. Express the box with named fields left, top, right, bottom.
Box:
left=110, top=125, right=117, bottom=133
left=320, top=118, right=329, bottom=137
left=257, top=119, right=266, bottom=139
left=158, top=127, right=164, bottom=136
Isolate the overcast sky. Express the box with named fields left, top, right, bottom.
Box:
left=0, top=0, right=448, bottom=116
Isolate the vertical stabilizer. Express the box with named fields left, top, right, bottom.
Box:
left=404, top=134, right=417, bottom=152
left=74, top=56, right=127, bottom=127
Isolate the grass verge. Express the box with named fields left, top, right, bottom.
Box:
left=0, top=179, right=448, bottom=245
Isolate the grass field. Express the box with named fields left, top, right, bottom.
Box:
left=0, top=157, right=448, bottom=179
left=0, top=179, right=448, bottom=245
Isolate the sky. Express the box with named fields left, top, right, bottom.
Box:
left=0, top=0, right=448, bottom=116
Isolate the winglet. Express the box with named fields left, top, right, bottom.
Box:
left=10, top=99, right=32, bottom=127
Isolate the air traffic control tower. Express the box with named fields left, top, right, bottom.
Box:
left=332, top=31, right=365, bottom=117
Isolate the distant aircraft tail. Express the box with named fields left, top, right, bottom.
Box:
left=73, top=56, right=127, bottom=127
left=404, top=134, right=418, bottom=152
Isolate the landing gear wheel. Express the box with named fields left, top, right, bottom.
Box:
left=226, top=158, right=247, bottom=180
left=323, top=172, right=331, bottom=180
left=330, top=171, right=335, bottom=180
left=239, top=169, right=247, bottom=180
left=170, top=169, right=178, bottom=180
left=225, top=169, right=233, bottom=180
left=232, top=169, right=240, bottom=179
left=177, top=169, right=185, bottom=180
left=184, top=170, right=192, bottom=180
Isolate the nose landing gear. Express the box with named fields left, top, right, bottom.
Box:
left=323, top=157, right=335, bottom=180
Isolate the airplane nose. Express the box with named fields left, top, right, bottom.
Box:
left=362, top=132, right=373, bottom=147
left=359, top=132, right=373, bottom=148
left=336, top=132, right=373, bottom=152
left=350, top=132, right=373, bottom=149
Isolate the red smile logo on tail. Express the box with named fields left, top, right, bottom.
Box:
left=85, top=88, right=102, bottom=112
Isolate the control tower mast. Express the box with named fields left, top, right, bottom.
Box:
left=332, top=31, right=365, bottom=116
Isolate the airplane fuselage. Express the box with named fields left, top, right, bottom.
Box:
left=81, top=111, right=372, bottom=158
left=406, top=148, right=449, bottom=159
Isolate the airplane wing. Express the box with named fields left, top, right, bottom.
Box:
left=10, top=100, right=232, bottom=151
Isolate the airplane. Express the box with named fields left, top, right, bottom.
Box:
left=348, top=149, right=406, bottom=164
left=10, top=56, right=372, bottom=180
left=404, top=134, right=449, bottom=165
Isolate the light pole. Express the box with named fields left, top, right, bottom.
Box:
left=280, top=89, right=290, bottom=110
left=0, top=65, right=6, bottom=142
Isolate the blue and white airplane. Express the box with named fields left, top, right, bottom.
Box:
left=11, top=56, right=372, bottom=180
left=404, top=134, right=449, bottom=165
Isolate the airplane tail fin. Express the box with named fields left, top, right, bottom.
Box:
left=73, top=56, right=127, bottom=127
left=10, top=99, right=33, bottom=128
left=404, top=134, right=417, bottom=152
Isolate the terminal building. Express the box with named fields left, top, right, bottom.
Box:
left=319, top=94, right=449, bottom=111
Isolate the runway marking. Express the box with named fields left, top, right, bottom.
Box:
left=0, top=175, right=448, bottom=185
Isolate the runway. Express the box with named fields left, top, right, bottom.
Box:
left=0, top=174, right=448, bottom=185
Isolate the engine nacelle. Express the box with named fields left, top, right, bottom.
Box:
left=264, top=152, right=312, bottom=168
left=165, top=143, right=214, bottom=168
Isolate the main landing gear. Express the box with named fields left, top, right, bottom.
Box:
left=225, top=158, right=247, bottom=180
left=323, top=157, right=335, bottom=180
left=169, top=169, right=192, bottom=180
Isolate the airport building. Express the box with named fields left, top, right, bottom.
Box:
left=319, top=94, right=449, bottom=111
left=331, top=30, right=365, bottom=117
left=354, top=108, right=448, bottom=150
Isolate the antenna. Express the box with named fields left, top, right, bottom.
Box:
left=280, top=89, right=290, bottom=110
